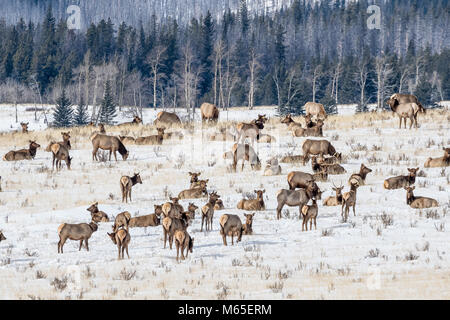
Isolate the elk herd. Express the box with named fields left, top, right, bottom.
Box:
left=0, top=95, right=447, bottom=263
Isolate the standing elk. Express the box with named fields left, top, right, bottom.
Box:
left=231, top=143, right=261, bottom=172
left=120, top=173, right=143, bottom=203
left=235, top=114, right=267, bottom=146
left=304, top=102, right=327, bottom=119
left=384, top=168, right=419, bottom=189
left=200, top=102, right=220, bottom=123
left=118, top=136, right=136, bottom=144
left=57, top=222, right=98, bottom=253
left=86, top=202, right=109, bottom=223
left=3, top=140, right=40, bottom=161
left=219, top=214, right=244, bottom=246
left=108, top=229, right=131, bottom=260
left=276, top=181, right=321, bottom=220
left=154, top=111, right=181, bottom=126
left=386, top=98, right=417, bottom=129
left=237, top=190, right=265, bottom=211
left=341, top=179, right=360, bottom=222
left=301, top=198, right=318, bottom=231
left=424, top=148, right=450, bottom=168
left=242, top=213, right=255, bottom=235
left=287, top=171, right=317, bottom=190
left=302, top=139, right=338, bottom=165
left=174, top=230, right=194, bottom=261
left=323, top=182, right=344, bottom=206
left=349, top=164, right=372, bottom=185
left=135, top=127, right=165, bottom=145
left=201, top=191, right=220, bottom=231
left=404, top=186, right=439, bottom=209
left=112, top=211, right=132, bottom=232
left=389, top=93, right=425, bottom=113
left=91, top=134, right=129, bottom=161
left=162, top=214, right=191, bottom=249
left=162, top=197, right=184, bottom=218
left=263, top=157, right=282, bottom=176
left=178, top=180, right=208, bottom=199
left=20, top=122, right=29, bottom=133
left=46, top=142, right=72, bottom=170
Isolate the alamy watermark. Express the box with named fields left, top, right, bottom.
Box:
left=367, top=5, right=381, bottom=30
left=67, top=5, right=81, bottom=30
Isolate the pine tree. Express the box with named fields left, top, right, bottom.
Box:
left=53, top=88, right=73, bottom=127
left=74, top=96, right=89, bottom=126
left=99, top=80, right=117, bottom=125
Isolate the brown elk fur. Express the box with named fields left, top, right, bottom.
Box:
left=20, top=122, right=29, bottom=133
left=304, top=102, right=327, bottom=119
left=384, top=168, right=419, bottom=189
left=235, top=114, right=267, bottom=145
left=301, top=198, right=318, bottom=231
left=237, top=190, right=265, bottom=210
left=214, top=199, right=224, bottom=210
left=91, top=134, right=129, bottom=161
left=118, top=136, right=136, bottom=144
left=200, top=102, right=220, bottom=123
left=404, top=186, right=439, bottom=209
left=162, top=215, right=190, bottom=249
left=281, top=114, right=303, bottom=130
left=154, top=111, right=181, bottom=126
left=201, top=192, right=220, bottom=231
left=302, top=139, right=337, bottom=165
left=323, top=184, right=344, bottom=206
left=341, top=181, right=359, bottom=222
left=120, top=173, right=143, bottom=203
left=108, top=229, right=131, bottom=259
left=162, top=197, right=184, bottom=218
left=349, top=164, right=372, bottom=185
left=135, top=127, right=165, bottom=145
left=117, top=116, right=142, bottom=126
left=231, top=143, right=261, bottom=172
left=293, top=120, right=323, bottom=137
left=219, top=214, right=244, bottom=246
left=57, top=222, right=98, bottom=253
left=276, top=182, right=321, bottom=220
left=3, top=141, right=40, bottom=161
left=280, top=154, right=310, bottom=164
left=174, top=230, right=194, bottom=261
left=387, top=99, right=417, bottom=129
left=242, top=213, right=255, bottom=235
left=86, top=202, right=109, bottom=223
left=112, top=211, right=132, bottom=232
left=424, top=148, right=450, bottom=168
left=178, top=180, right=208, bottom=199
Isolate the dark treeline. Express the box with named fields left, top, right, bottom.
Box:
left=0, top=0, right=449, bottom=121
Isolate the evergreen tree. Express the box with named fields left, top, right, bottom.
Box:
left=74, top=96, right=89, bottom=126
left=53, top=88, right=73, bottom=127
left=99, top=80, right=117, bottom=124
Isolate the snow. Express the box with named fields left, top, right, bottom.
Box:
left=0, top=103, right=449, bottom=299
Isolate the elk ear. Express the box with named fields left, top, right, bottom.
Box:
left=262, top=189, right=266, bottom=193
left=416, top=167, right=419, bottom=171
left=252, top=213, right=255, bottom=217
left=254, top=190, right=257, bottom=193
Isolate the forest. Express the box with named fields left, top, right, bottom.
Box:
left=0, top=0, right=448, bottom=124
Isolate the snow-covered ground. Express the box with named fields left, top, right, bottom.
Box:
left=0, top=104, right=449, bottom=299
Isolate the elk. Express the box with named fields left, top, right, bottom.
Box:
left=188, top=172, right=201, bottom=187
left=99, top=123, right=106, bottom=133
left=154, top=111, right=181, bottom=126
left=200, top=102, right=220, bottom=123
left=47, top=142, right=72, bottom=170
left=302, top=139, right=337, bottom=165
left=120, top=173, right=143, bottom=203
left=135, top=127, right=165, bottom=145
left=341, top=180, right=359, bottom=222
left=128, top=205, right=163, bottom=228
left=389, top=93, right=425, bottom=113
left=384, top=168, right=419, bottom=190
left=301, top=198, right=318, bottom=231
left=86, top=202, right=109, bottom=223
left=292, top=120, right=323, bottom=137
left=178, top=180, right=208, bottom=199
left=424, top=148, right=450, bottom=168
left=231, top=143, right=261, bottom=172
left=108, top=229, right=130, bottom=260
left=404, top=186, right=439, bottom=209
left=304, top=114, right=316, bottom=128
left=117, top=116, right=142, bottom=126
left=312, top=170, right=328, bottom=182
left=57, top=222, right=98, bottom=253
left=349, top=164, right=372, bottom=185
left=235, top=114, right=268, bottom=146
left=287, top=171, right=317, bottom=190
left=281, top=114, right=303, bottom=130
left=242, top=213, right=255, bottom=235
left=162, top=197, right=184, bottom=218
left=276, top=181, right=321, bottom=220
left=3, top=141, right=40, bottom=161
left=257, top=133, right=277, bottom=143
left=162, top=214, right=190, bottom=249
left=20, top=122, right=29, bottom=133
left=0, top=231, right=6, bottom=242
left=386, top=98, right=417, bottom=129
left=219, top=214, right=244, bottom=246
left=214, top=199, right=224, bottom=210
left=263, top=157, right=282, bottom=176
left=174, top=230, right=194, bottom=261
left=316, top=156, right=346, bottom=175
left=304, top=102, right=327, bottom=119
left=182, top=203, right=198, bottom=222
left=112, top=211, right=132, bottom=232
left=323, top=182, right=344, bottom=206
left=280, top=154, right=310, bottom=164
left=317, top=153, right=342, bottom=165
left=201, top=191, right=220, bottom=232
left=91, top=134, right=129, bottom=161
left=237, top=190, right=265, bottom=211
left=118, top=136, right=136, bottom=144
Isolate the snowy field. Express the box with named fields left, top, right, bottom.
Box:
left=0, top=103, right=449, bottom=299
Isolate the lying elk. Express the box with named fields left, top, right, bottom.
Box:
left=349, top=164, right=372, bottom=185
left=235, top=114, right=268, bottom=146
left=178, top=180, right=208, bottom=199
left=323, top=182, right=344, bottom=206
left=281, top=114, right=303, bottom=130
left=86, top=202, right=109, bottom=223
left=276, top=182, right=321, bottom=220
left=57, top=222, right=98, bottom=253
left=108, top=229, right=130, bottom=260
left=112, top=211, right=132, bottom=232
left=129, top=205, right=163, bottom=228
left=201, top=191, right=220, bottom=231
left=280, top=154, right=310, bottom=164
left=257, top=133, right=276, bottom=143
left=424, top=148, right=450, bottom=168
left=135, top=127, right=165, bottom=145
left=341, top=179, right=360, bottom=222
left=404, top=186, right=439, bottom=209
left=117, top=116, right=142, bottom=126
left=384, top=168, right=419, bottom=190
left=314, top=156, right=346, bottom=175
left=302, top=139, right=337, bottom=165
left=118, top=136, right=136, bottom=144
left=263, top=157, right=281, bottom=176
left=175, top=230, right=194, bottom=261
left=162, top=213, right=190, bottom=249
left=20, top=122, right=29, bottom=133
left=301, top=198, right=318, bottom=231
left=91, top=133, right=129, bottom=161
left=3, top=141, right=40, bottom=161
left=293, top=119, right=323, bottom=137
left=237, top=190, right=265, bottom=211
left=120, top=173, right=143, bottom=203
left=219, top=214, right=244, bottom=246
left=317, top=153, right=342, bottom=165
left=231, top=143, right=261, bottom=172
left=243, top=213, right=255, bottom=235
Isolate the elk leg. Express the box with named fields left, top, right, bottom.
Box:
left=231, top=234, right=234, bottom=245
left=85, top=239, right=89, bottom=251
left=118, top=245, right=121, bottom=259
left=276, top=202, right=284, bottom=220
left=176, top=242, right=179, bottom=261
left=353, top=203, right=356, bottom=216
left=398, top=116, right=402, bottom=129
left=314, top=217, right=317, bottom=230
left=92, top=147, right=98, bottom=161
left=163, top=229, right=167, bottom=248
left=126, top=246, right=129, bottom=259
left=79, top=240, right=83, bottom=251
